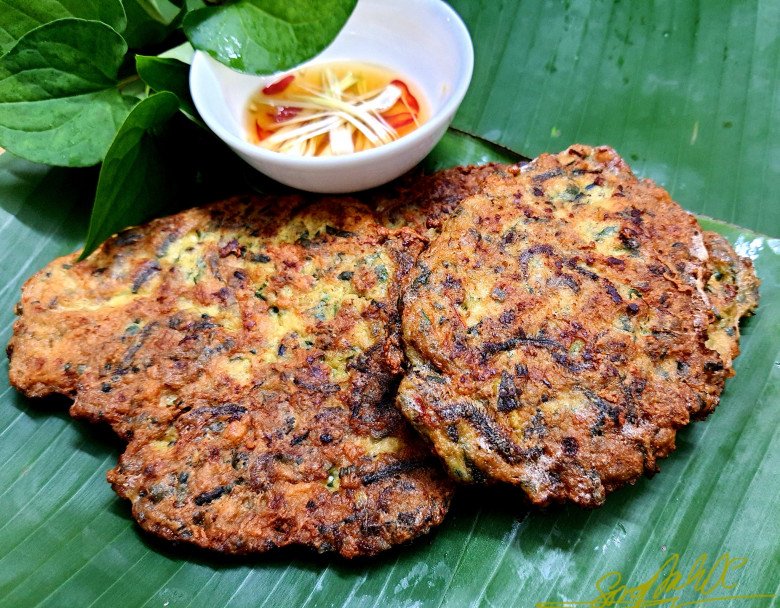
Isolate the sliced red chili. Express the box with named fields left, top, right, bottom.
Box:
left=383, top=112, right=415, bottom=129
left=273, top=106, right=301, bottom=122
left=255, top=121, right=273, bottom=141
left=390, top=79, right=420, bottom=114
left=262, top=74, right=295, bottom=95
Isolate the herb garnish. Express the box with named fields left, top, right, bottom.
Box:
left=0, top=0, right=357, bottom=257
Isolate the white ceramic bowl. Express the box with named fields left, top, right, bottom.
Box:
left=189, top=0, right=473, bottom=193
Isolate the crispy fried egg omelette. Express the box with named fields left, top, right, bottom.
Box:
left=397, top=145, right=759, bottom=506
left=8, top=195, right=454, bottom=557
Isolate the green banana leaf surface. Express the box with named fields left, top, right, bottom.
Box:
left=1, top=0, right=779, bottom=604
left=450, top=0, right=780, bottom=237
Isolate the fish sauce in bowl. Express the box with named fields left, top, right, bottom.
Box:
left=246, top=61, right=427, bottom=157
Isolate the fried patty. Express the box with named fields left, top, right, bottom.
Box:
left=397, top=145, right=759, bottom=507
left=373, top=163, right=509, bottom=238
left=8, top=195, right=453, bottom=558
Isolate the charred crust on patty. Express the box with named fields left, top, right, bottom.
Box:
left=396, top=145, right=759, bottom=507
left=8, top=194, right=453, bottom=558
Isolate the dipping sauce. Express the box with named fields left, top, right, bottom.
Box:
left=246, top=61, right=427, bottom=157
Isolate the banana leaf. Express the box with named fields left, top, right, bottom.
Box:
left=449, top=0, right=780, bottom=237
left=1, top=0, right=779, bottom=602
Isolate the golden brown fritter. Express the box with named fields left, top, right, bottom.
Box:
left=397, top=145, right=759, bottom=507
left=8, top=195, right=453, bottom=558
left=373, top=163, right=509, bottom=239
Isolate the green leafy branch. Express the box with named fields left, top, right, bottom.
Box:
left=0, top=0, right=357, bottom=257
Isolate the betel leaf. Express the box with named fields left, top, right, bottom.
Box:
left=0, top=19, right=136, bottom=167
left=183, top=0, right=358, bottom=74
left=135, top=0, right=182, bottom=25
left=122, top=0, right=179, bottom=49
left=0, top=0, right=127, bottom=54
left=136, top=55, right=198, bottom=119
left=158, top=41, right=195, bottom=63
left=80, top=92, right=180, bottom=259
